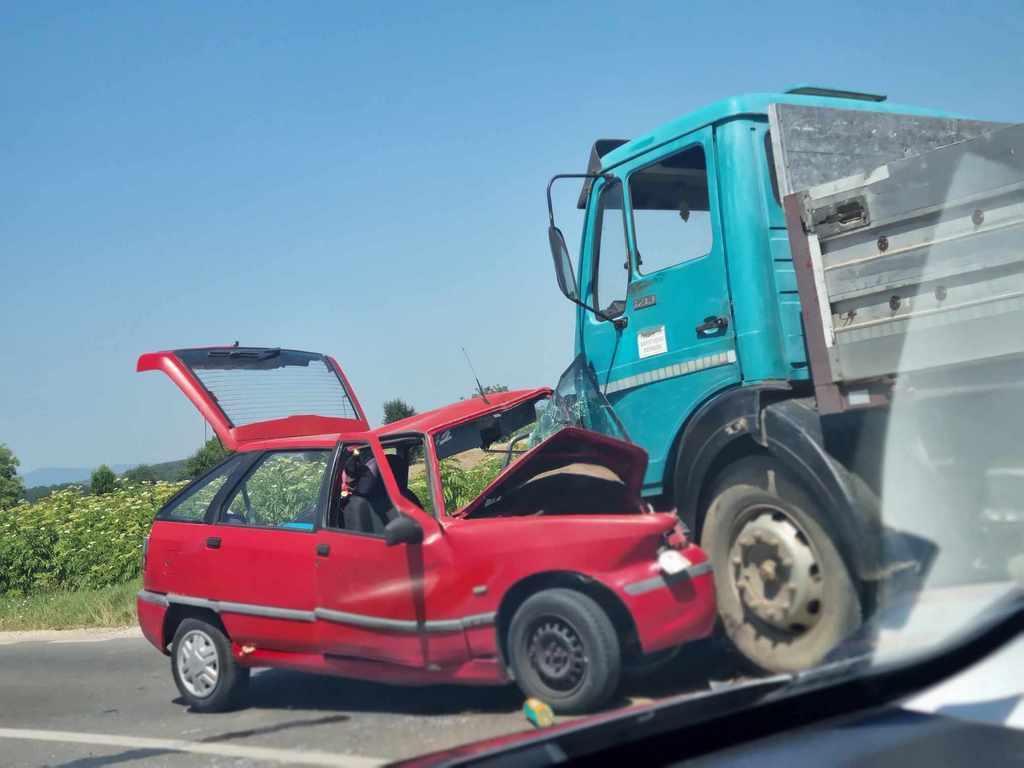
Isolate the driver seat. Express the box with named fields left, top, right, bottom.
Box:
left=341, top=457, right=395, bottom=534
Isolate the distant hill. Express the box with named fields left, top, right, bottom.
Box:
left=20, top=465, right=133, bottom=488
left=127, top=458, right=188, bottom=483
left=20, top=458, right=188, bottom=502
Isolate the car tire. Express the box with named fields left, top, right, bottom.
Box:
left=700, top=456, right=862, bottom=674
left=170, top=618, right=249, bottom=712
left=508, top=588, right=621, bottom=715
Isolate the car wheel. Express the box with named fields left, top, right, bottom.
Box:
left=170, top=618, right=249, bottom=712
left=508, top=588, right=621, bottom=715
left=700, top=456, right=862, bottom=674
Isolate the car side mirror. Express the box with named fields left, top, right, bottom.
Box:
left=549, top=225, right=580, bottom=304
left=384, top=514, right=423, bottom=547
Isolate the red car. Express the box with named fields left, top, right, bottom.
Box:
left=136, top=346, right=716, bottom=714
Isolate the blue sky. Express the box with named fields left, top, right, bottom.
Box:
left=2, top=0, right=1022, bottom=474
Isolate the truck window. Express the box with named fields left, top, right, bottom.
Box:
left=629, top=144, right=713, bottom=275
left=592, top=180, right=629, bottom=318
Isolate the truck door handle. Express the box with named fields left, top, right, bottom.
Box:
left=206, top=536, right=221, bottom=549
left=695, top=315, right=729, bottom=337
left=316, top=543, right=330, bottom=557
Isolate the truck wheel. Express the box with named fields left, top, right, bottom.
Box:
left=508, top=589, right=621, bottom=714
left=700, top=456, right=861, bottom=673
left=170, top=618, right=249, bottom=712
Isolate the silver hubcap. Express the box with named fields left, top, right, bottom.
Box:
left=729, top=507, right=823, bottom=634
left=176, top=629, right=220, bottom=698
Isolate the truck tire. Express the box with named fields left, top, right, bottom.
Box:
left=170, top=618, right=250, bottom=712
left=700, top=456, right=861, bottom=673
left=507, top=588, right=621, bottom=714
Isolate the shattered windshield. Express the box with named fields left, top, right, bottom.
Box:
left=528, top=354, right=630, bottom=447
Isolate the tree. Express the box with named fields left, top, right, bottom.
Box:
left=90, top=464, right=117, bottom=495
left=0, top=444, right=24, bottom=510
left=183, top=437, right=232, bottom=479
left=383, top=398, right=417, bottom=424
left=124, top=464, right=158, bottom=484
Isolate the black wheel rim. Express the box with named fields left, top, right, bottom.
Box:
left=526, top=616, right=587, bottom=694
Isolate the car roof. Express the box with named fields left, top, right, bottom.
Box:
left=232, top=387, right=552, bottom=452
left=376, top=387, right=551, bottom=436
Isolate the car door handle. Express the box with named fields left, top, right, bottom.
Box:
left=316, top=543, right=330, bottom=557
left=695, top=315, right=729, bottom=337
left=206, top=536, right=221, bottom=549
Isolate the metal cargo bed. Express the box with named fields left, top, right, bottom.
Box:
left=770, top=104, right=1024, bottom=414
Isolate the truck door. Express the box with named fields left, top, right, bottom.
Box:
left=581, top=126, right=740, bottom=493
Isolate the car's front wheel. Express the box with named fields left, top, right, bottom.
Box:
left=507, top=588, right=621, bottom=714
left=170, top=618, right=249, bottom=712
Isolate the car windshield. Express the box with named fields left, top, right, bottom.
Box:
left=3, top=7, right=1023, bottom=767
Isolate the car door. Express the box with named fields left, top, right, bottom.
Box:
left=314, top=438, right=459, bottom=669
left=147, top=454, right=247, bottom=598
left=203, top=449, right=330, bottom=653
left=582, top=127, right=740, bottom=491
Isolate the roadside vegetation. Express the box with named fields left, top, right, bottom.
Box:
left=0, top=577, right=143, bottom=631
left=0, top=439, right=225, bottom=631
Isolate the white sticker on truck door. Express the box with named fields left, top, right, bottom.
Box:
left=637, top=325, right=668, bottom=359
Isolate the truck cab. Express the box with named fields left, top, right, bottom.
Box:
left=557, top=88, right=970, bottom=494
left=546, top=87, right=1021, bottom=673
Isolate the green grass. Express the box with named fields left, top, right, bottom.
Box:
left=0, top=577, right=140, bottom=632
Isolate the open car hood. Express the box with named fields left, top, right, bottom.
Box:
left=137, top=346, right=368, bottom=450
left=457, top=426, right=648, bottom=518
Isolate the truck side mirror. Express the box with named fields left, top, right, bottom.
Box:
left=549, top=225, right=580, bottom=303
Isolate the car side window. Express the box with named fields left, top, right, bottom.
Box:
left=221, top=450, right=329, bottom=530
left=592, top=180, right=630, bottom=319
left=629, top=143, right=713, bottom=275
left=325, top=443, right=404, bottom=535
left=158, top=455, right=243, bottom=522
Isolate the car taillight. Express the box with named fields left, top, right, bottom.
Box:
left=142, top=536, right=149, bottom=572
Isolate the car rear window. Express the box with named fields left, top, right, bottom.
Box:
left=176, top=348, right=359, bottom=427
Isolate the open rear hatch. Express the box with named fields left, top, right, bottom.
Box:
left=137, top=346, right=368, bottom=450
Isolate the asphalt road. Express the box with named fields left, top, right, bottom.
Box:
left=0, top=630, right=732, bottom=767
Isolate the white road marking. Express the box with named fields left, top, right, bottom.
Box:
left=0, top=727, right=387, bottom=767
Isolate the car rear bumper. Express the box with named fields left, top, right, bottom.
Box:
left=615, top=546, right=717, bottom=654
left=136, top=590, right=169, bottom=653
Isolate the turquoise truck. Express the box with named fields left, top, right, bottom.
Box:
left=545, top=87, right=1024, bottom=672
